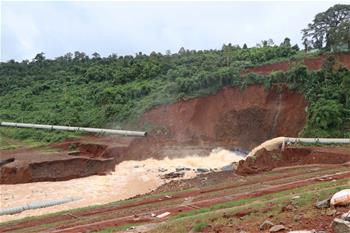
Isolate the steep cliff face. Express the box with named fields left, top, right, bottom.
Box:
left=140, top=84, right=307, bottom=150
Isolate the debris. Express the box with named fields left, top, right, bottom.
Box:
left=341, top=211, right=350, bottom=221
left=330, top=189, right=350, bottom=206
left=315, top=198, right=330, bottom=209
left=282, top=204, right=296, bottom=212
left=288, top=231, right=316, bottom=233
left=292, top=196, right=300, bottom=200
left=162, top=172, right=184, bottom=179
left=0, top=158, right=15, bottom=167
left=269, top=225, right=286, bottom=232
left=164, top=195, right=172, bottom=199
left=260, top=220, right=274, bottom=230
left=326, top=209, right=337, bottom=216
left=158, top=168, right=168, bottom=172
left=196, top=168, right=209, bottom=173
left=156, top=212, right=170, bottom=218
left=332, top=218, right=350, bottom=233
left=175, top=167, right=190, bottom=172
left=221, top=164, right=234, bottom=171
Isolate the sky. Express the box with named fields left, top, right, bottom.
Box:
left=0, top=1, right=346, bottom=61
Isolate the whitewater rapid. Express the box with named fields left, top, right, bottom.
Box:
left=0, top=148, right=244, bottom=222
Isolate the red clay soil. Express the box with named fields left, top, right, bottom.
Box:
left=1, top=83, right=307, bottom=183
left=242, top=52, right=350, bottom=75
left=0, top=147, right=115, bottom=184
left=236, top=146, right=350, bottom=175
left=139, top=84, right=306, bottom=151
left=6, top=170, right=349, bottom=233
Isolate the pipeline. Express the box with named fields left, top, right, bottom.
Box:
left=0, top=122, right=147, bottom=137
left=0, top=197, right=80, bottom=216
left=248, top=137, right=350, bottom=158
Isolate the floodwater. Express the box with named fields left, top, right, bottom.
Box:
left=0, top=148, right=244, bottom=222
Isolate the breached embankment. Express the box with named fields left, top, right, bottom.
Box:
left=0, top=148, right=244, bottom=222
left=0, top=84, right=307, bottom=184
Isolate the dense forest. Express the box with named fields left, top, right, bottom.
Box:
left=0, top=4, right=349, bottom=143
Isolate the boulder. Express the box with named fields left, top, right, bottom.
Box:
left=260, top=220, right=274, bottom=230
left=269, top=225, right=286, bottom=232
left=315, top=199, right=330, bottom=209
left=341, top=211, right=350, bottom=221
left=196, top=168, right=209, bottom=173
left=330, top=189, right=350, bottom=206
left=288, top=231, right=316, bottom=233
left=332, top=218, right=350, bottom=233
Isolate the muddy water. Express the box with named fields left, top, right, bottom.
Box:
left=0, top=148, right=244, bottom=222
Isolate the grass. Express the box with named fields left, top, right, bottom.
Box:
left=150, top=178, right=350, bottom=233
left=192, top=221, right=208, bottom=232
left=93, top=224, right=136, bottom=233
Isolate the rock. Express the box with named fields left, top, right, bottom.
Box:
left=292, top=196, right=300, bottom=200
left=269, top=225, right=286, bottom=232
left=175, top=167, right=190, bottom=172
left=332, top=218, right=350, bottom=233
left=158, top=168, right=168, bottom=172
left=196, top=168, right=209, bottom=173
left=221, top=164, right=234, bottom=171
left=162, top=172, right=184, bottom=179
left=315, top=199, right=330, bottom=209
left=341, top=211, right=350, bottom=221
left=288, top=231, right=316, bottom=233
left=330, top=189, right=350, bottom=206
left=282, top=204, right=296, bottom=212
left=326, top=209, right=337, bottom=216
left=260, top=220, right=274, bottom=230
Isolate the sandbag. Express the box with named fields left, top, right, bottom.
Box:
left=330, top=189, right=350, bottom=206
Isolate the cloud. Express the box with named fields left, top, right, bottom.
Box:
left=0, top=1, right=344, bottom=61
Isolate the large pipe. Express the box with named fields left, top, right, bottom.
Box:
left=0, top=122, right=147, bottom=137
left=248, top=137, right=350, bottom=158
left=0, top=197, right=79, bottom=216
left=284, top=137, right=350, bottom=144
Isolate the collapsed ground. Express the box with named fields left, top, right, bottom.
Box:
left=0, top=53, right=350, bottom=232
left=0, top=161, right=349, bottom=232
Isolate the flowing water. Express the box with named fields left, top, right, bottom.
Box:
left=0, top=148, right=244, bottom=222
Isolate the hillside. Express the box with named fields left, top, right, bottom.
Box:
left=0, top=48, right=350, bottom=145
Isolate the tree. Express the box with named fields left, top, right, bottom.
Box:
left=281, top=37, right=291, bottom=47
left=92, top=52, right=101, bottom=59
left=242, top=43, right=248, bottom=49
left=178, top=47, right=186, bottom=55
left=33, top=52, right=46, bottom=63
left=302, top=4, right=350, bottom=50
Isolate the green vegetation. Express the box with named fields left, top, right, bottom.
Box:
left=302, top=4, right=350, bottom=51
left=151, top=179, right=350, bottom=233
left=192, top=221, right=208, bottom=232
left=0, top=4, right=349, bottom=143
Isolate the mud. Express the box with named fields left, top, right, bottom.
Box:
left=0, top=149, right=115, bottom=184
left=236, top=146, right=350, bottom=175
left=0, top=148, right=244, bottom=222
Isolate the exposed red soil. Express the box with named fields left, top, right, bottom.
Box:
left=2, top=168, right=348, bottom=233
left=0, top=148, right=114, bottom=184
left=3, top=53, right=350, bottom=184
left=242, top=52, right=350, bottom=75
left=139, top=84, right=306, bottom=151
left=236, top=146, right=350, bottom=175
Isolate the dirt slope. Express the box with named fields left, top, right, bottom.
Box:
left=236, top=146, right=350, bottom=175
left=139, top=84, right=306, bottom=151
left=243, top=52, right=350, bottom=74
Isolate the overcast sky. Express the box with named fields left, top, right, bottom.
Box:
left=0, top=1, right=345, bottom=61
